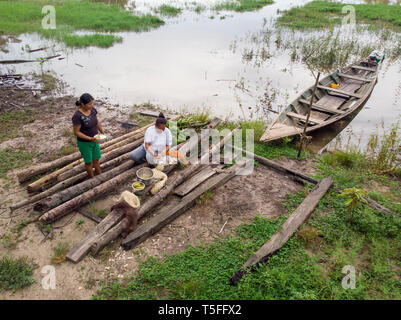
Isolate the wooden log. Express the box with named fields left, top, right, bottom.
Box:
left=27, top=137, right=143, bottom=193
left=230, top=176, right=333, bottom=285
left=39, top=164, right=147, bottom=223
left=230, top=145, right=394, bottom=215
left=34, top=161, right=135, bottom=212
left=66, top=207, right=127, bottom=263
left=15, top=117, right=179, bottom=184
left=10, top=153, right=130, bottom=211
left=121, top=160, right=251, bottom=251
left=66, top=121, right=224, bottom=262
left=0, top=54, right=61, bottom=64
left=56, top=138, right=143, bottom=183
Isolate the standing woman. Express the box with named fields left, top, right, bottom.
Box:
left=72, top=93, right=105, bottom=178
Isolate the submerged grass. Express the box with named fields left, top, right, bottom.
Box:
left=215, top=0, right=274, bottom=12
left=0, top=0, right=164, bottom=48
left=277, top=1, right=401, bottom=32
left=155, top=5, right=182, bottom=17
left=0, top=148, right=36, bottom=180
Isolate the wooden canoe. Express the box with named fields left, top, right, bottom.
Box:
left=259, top=60, right=379, bottom=143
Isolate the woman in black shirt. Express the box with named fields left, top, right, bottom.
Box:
left=72, top=93, right=105, bottom=178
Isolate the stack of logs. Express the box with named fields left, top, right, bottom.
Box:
left=12, top=115, right=248, bottom=262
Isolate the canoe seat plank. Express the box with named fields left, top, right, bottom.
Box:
left=298, top=99, right=344, bottom=115
left=338, top=73, right=373, bottom=82
left=317, top=85, right=362, bottom=99
left=351, top=65, right=376, bottom=72
left=286, top=112, right=323, bottom=125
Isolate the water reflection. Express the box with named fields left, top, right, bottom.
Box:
left=0, top=0, right=400, bottom=150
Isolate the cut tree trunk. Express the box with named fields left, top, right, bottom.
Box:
left=120, top=160, right=251, bottom=251
left=39, top=164, right=147, bottom=223
left=229, top=176, right=333, bottom=285
left=11, top=153, right=131, bottom=211
left=34, top=160, right=135, bottom=212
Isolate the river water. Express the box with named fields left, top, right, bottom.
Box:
left=1, top=0, right=400, bottom=149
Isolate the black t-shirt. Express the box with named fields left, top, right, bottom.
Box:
left=72, top=107, right=98, bottom=142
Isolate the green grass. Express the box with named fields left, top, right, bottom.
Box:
left=215, top=0, right=274, bottom=12
left=92, top=129, right=401, bottom=300
left=0, top=109, right=37, bottom=143
left=0, top=0, right=164, bottom=48
left=155, top=5, right=182, bottom=17
left=0, top=148, right=36, bottom=179
left=0, top=256, right=35, bottom=292
left=50, top=242, right=69, bottom=264
left=277, top=1, right=401, bottom=31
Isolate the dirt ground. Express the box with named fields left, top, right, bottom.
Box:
left=0, top=82, right=308, bottom=300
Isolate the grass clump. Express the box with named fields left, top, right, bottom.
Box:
left=0, top=148, right=35, bottom=179
left=215, top=0, right=274, bottom=12
left=0, top=109, right=37, bottom=143
left=0, top=256, right=35, bottom=292
left=0, top=0, right=164, bottom=48
left=277, top=1, right=401, bottom=32
left=155, top=5, right=182, bottom=17
left=50, top=242, right=69, bottom=264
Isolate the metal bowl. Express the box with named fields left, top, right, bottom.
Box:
left=94, top=134, right=107, bottom=143
left=136, top=167, right=154, bottom=185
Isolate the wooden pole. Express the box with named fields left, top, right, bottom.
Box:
left=297, top=72, right=321, bottom=159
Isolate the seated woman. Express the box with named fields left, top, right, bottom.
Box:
left=72, top=93, right=105, bottom=178
left=129, top=113, right=172, bottom=166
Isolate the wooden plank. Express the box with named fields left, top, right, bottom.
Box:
left=286, top=112, right=323, bottom=124
left=174, top=165, right=223, bottom=197
left=298, top=99, right=344, bottom=115
left=76, top=208, right=102, bottom=224
left=230, top=177, right=334, bottom=285
left=338, top=73, right=373, bottom=82
left=317, top=85, right=362, bottom=98
left=121, top=161, right=251, bottom=250
left=351, top=65, right=376, bottom=72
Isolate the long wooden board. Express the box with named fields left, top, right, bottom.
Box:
left=286, top=112, right=323, bottom=124
left=317, top=85, right=362, bottom=99
left=174, top=165, right=223, bottom=197
left=298, top=99, right=344, bottom=115
left=351, top=65, right=376, bottom=72
left=230, top=177, right=333, bottom=285
left=338, top=73, right=373, bottom=82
